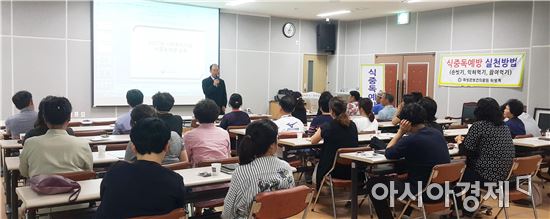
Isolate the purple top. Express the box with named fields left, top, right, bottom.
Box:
left=113, top=109, right=132, bottom=135
left=219, top=111, right=251, bottom=130
left=306, top=114, right=333, bottom=136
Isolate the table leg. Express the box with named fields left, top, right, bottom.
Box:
left=10, top=170, right=19, bottom=219
left=1, top=148, right=5, bottom=177
left=27, top=209, right=37, bottom=219
left=351, top=161, right=358, bottom=219
left=4, top=165, right=11, bottom=215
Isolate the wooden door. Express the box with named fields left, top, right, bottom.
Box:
left=375, top=56, right=403, bottom=105
left=404, top=54, right=435, bottom=97
left=303, top=55, right=328, bottom=93
left=375, top=53, right=435, bottom=103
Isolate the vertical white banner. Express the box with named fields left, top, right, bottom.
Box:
left=360, top=64, right=385, bottom=102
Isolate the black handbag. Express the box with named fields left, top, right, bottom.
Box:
left=369, top=136, right=387, bottom=150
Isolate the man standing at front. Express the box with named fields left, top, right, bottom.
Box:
left=202, top=64, right=227, bottom=115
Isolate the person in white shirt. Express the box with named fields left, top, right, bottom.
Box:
left=274, top=95, right=305, bottom=133
left=518, top=112, right=541, bottom=137
left=352, top=98, right=379, bottom=132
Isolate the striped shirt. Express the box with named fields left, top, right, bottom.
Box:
left=222, top=156, right=295, bottom=219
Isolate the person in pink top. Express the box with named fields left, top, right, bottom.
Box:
left=184, top=99, right=231, bottom=165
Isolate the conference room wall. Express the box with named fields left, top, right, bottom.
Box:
left=330, top=1, right=550, bottom=118
left=219, top=14, right=320, bottom=114
left=0, top=1, right=321, bottom=119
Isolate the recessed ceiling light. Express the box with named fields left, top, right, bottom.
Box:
left=316, top=10, right=351, bottom=17
left=397, top=12, right=410, bottom=24
left=405, top=0, right=422, bottom=3
left=226, top=0, right=255, bottom=6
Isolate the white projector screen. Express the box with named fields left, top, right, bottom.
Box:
left=92, top=0, right=219, bottom=106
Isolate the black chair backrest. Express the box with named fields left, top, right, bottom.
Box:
left=461, top=102, right=477, bottom=125
left=534, top=108, right=550, bottom=131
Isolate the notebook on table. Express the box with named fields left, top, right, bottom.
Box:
left=221, top=163, right=239, bottom=174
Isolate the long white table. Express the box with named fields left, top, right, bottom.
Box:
left=18, top=178, right=102, bottom=210
left=71, top=125, right=114, bottom=133
left=15, top=166, right=232, bottom=217
left=0, top=136, right=130, bottom=173
left=341, top=147, right=460, bottom=219
left=378, top=118, right=460, bottom=128
left=230, top=121, right=464, bottom=137
left=277, top=133, right=396, bottom=147
left=79, top=134, right=131, bottom=145
left=0, top=139, right=21, bottom=149
left=340, top=147, right=460, bottom=164
left=6, top=151, right=121, bottom=170
left=229, top=128, right=246, bottom=136
left=0, top=134, right=130, bottom=151
left=70, top=117, right=116, bottom=125
left=443, top=128, right=469, bottom=137
left=513, top=137, right=550, bottom=148
left=106, top=150, right=126, bottom=159
left=5, top=151, right=124, bottom=219
left=0, top=135, right=128, bottom=161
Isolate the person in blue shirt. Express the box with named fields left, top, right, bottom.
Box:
left=113, top=89, right=143, bottom=135
left=5, top=90, right=38, bottom=139
left=503, top=99, right=526, bottom=138
left=376, top=93, right=397, bottom=121
left=372, top=91, right=385, bottom=115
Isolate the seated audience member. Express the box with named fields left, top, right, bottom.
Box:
left=311, top=97, right=358, bottom=188
left=113, top=89, right=143, bottom=134
left=306, top=91, right=333, bottom=136
left=97, top=118, right=186, bottom=218
left=372, top=91, right=385, bottom=115
left=222, top=119, right=295, bottom=219
left=346, top=90, right=361, bottom=116
left=376, top=93, right=397, bottom=121
left=274, top=95, right=305, bottom=133
left=391, top=93, right=417, bottom=125
left=418, top=97, right=443, bottom=133
left=503, top=99, right=527, bottom=138
left=184, top=99, right=230, bottom=164
left=518, top=110, right=541, bottom=137
left=352, top=98, right=379, bottom=132
left=291, top=91, right=308, bottom=125
left=152, top=92, right=183, bottom=136
left=411, top=91, right=423, bottom=102
left=219, top=93, right=251, bottom=130
left=366, top=103, right=450, bottom=219
left=5, top=90, right=38, bottom=139
left=22, top=96, right=75, bottom=145
left=124, top=104, right=187, bottom=164
left=19, top=97, right=92, bottom=178
left=455, top=97, right=515, bottom=217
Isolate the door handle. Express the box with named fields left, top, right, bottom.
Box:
left=401, top=79, right=406, bottom=94
left=395, top=80, right=400, bottom=105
